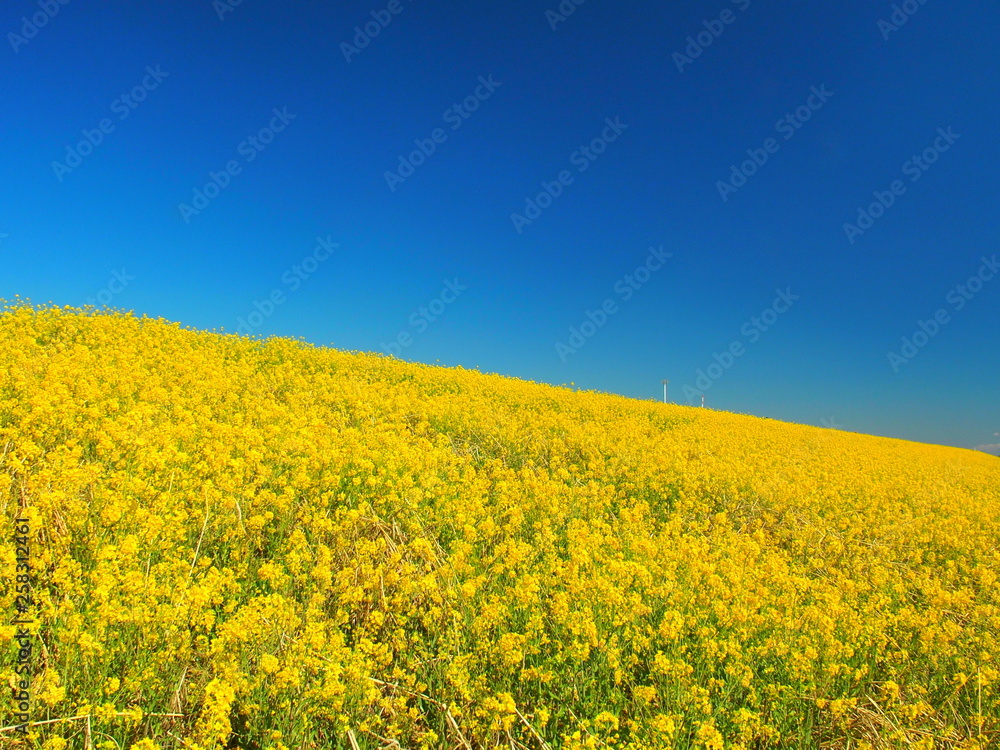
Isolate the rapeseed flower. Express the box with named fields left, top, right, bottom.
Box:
left=0, top=302, right=997, bottom=748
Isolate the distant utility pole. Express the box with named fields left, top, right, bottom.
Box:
left=661, top=379, right=669, bottom=403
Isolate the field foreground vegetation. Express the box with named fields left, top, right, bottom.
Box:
left=1, top=304, right=998, bottom=750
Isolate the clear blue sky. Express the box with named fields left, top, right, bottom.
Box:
left=3, top=0, right=998, bottom=453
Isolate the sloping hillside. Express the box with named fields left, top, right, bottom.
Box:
left=1, top=304, right=997, bottom=749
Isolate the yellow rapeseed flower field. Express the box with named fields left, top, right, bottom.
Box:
left=1, top=302, right=998, bottom=749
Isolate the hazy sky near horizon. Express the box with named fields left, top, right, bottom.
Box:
left=3, top=0, right=998, bottom=453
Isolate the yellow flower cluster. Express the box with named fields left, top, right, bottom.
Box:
left=1, top=302, right=998, bottom=748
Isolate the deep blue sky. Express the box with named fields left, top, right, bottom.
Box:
left=3, top=0, right=998, bottom=453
